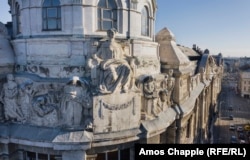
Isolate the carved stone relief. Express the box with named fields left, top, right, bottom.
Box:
left=87, top=28, right=132, bottom=94
left=142, top=76, right=159, bottom=117
left=0, top=74, right=95, bottom=128
left=0, top=74, right=24, bottom=122
left=167, top=69, right=175, bottom=105
left=17, top=64, right=85, bottom=78
left=93, top=92, right=141, bottom=133
left=60, top=76, right=92, bottom=129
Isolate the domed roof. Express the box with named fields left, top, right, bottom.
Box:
left=0, top=22, right=15, bottom=67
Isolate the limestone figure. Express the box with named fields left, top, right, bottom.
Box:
left=0, top=74, right=24, bottom=122
left=167, top=69, right=175, bottom=106
left=17, top=80, right=34, bottom=121
left=60, top=76, right=91, bottom=128
left=89, top=28, right=131, bottom=94
left=143, top=76, right=158, bottom=116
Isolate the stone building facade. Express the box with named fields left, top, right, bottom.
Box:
left=0, top=0, right=223, bottom=160
left=238, top=68, right=250, bottom=98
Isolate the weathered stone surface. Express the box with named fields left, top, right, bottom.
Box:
left=93, top=92, right=141, bottom=133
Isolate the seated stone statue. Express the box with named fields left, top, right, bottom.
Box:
left=88, top=28, right=131, bottom=94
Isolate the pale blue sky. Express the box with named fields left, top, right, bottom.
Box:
left=0, top=0, right=249, bottom=57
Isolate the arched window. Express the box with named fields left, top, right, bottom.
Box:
left=97, top=0, right=117, bottom=31
left=141, top=6, right=149, bottom=36
left=42, top=0, right=61, bottom=31
left=15, top=3, right=21, bottom=34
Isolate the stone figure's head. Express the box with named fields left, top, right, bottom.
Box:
left=7, top=74, right=14, bottom=81
left=107, top=28, right=117, bottom=39
left=143, top=76, right=155, bottom=91
left=168, top=69, right=173, bottom=76
left=72, top=76, right=80, bottom=85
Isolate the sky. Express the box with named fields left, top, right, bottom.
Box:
left=0, top=0, right=250, bottom=57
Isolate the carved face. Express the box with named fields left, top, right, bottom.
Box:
left=7, top=74, right=14, bottom=81
left=144, top=81, right=155, bottom=92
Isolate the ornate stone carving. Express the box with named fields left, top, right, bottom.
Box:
left=157, top=90, right=168, bottom=112
left=99, top=97, right=136, bottom=119
left=142, top=76, right=159, bottom=117
left=129, top=56, right=140, bottom=91
left=88, top=28, right=132, bottom=94
left=60, top=76, right=92, bottom=129
left=31, top=95, right=58, bottom=126
left=17, top=80, right=34, bottom=121
left=167, top=69, right=175, bottom=105
left=0, top=74, right=24, bottom=122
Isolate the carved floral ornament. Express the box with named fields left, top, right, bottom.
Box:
left=99, top=97, right=136, bottom=119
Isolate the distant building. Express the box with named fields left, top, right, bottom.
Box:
left=0, top=0, right=223, bottom=160
left=238, top=66, right=250, bottom=98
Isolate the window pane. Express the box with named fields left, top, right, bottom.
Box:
left=52, top=0, right=60, bottom=6
left=103, top=21, right=112, bottom=30
left=108, top=0, right=117, bottom=8
left=98, top=0, right=107, bottom=8
left=113, top=21, right=117, bottom=29
left=48, top=19, right=57, bottom=29
left=43, top=20, right=47, bottom=29
left=96, top=153, right=105, bottom=160
left=27, top=152, right=36, bottom=160
left=43, top=0, right=51, bottom=7
left=113, top=9, right=117, bottom=20
left=103, top=10, right=111, bottom=19
left=141, top=7, right=149, bottom=36
left=108, top=151, right=118, bottom=160
left=42, top=8, right=47, bottom=18
left=98, top=20, right=102, bottom=30
left=47, top=8, right=57, bottom=18
left=57, top=20, right=61, bottom=29
left=98, top=9, right=101, bottom=19
left=120, top=148, right=130, bottom=160
left=58, top=8, right=61, bottom=18
left=38, top=153, right=48, bottom=160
